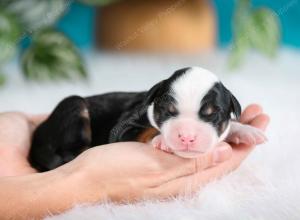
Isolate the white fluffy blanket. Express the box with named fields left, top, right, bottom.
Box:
left=1, top=49, right=299, bottom=220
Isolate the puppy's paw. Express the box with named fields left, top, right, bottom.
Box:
left=151, top=135, right=173, bottom=153
left=227, top=122, right=267, bottom=146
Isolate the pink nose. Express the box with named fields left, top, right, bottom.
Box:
left=178, top=134, right=196, bottom=145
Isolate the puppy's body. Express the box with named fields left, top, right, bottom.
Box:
left=29, top=67, right=266, bottom=171
left=30, top=92, right=153, bottom=171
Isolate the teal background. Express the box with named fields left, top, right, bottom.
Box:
left=213, top=0, right=300, bottom=47
left=56, top=1, right=300, bottom=49
left=56, top=2, right=95, bottom=49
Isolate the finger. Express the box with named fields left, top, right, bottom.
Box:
left=179, top=143, right=232, bottom=176
left=146, top=144, right=241, bottom=199
left=239, top=104, right=263, bottom=124
left=148, top=112, right=270, bottom=199
left=157, top=155, right=241, bottom=199
left=213, top=142, right=233, bottom=164
left=0, top=154, right=37, bottom=177
left=193, top=142, right=233, bottom=170
left=248, top=114, right=270, bottom=132
left=146, top=143, right=232, bottom=197
left=173, top=133, right=265, bottom=199
left=194, top=116, right=269, bottom=188
left=182, top=140, right=260, bottom=193
left=143, top=143, right=232, bottom=189
left=27, top=114, right=48, bottom=124
left=0, top=112, right=31, bottom=149
left=146, top=166, right=221, bottom=199
left=225, top=120, right=269, bottom=163
left=26, top=114, right=49, bottom=131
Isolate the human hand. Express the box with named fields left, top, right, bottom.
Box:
left=165, top=104, right=269, bottom=196
left=0, top=104, right=269, bottom=202
left=0, top=104, right=269, bottom=220
left=57, top=104, right=269, bottom=203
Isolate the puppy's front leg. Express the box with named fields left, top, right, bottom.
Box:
left=226, top=121, right=267, bottom=146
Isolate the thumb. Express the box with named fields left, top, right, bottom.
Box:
left=146, top=143, right=232, bottom=199
left=193, top=142, right=233, bottom=172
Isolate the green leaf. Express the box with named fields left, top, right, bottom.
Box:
left=228, top=31, right=250, bottom=69
left=0, top=73, right=5, bottom=86
left=21, top=29, right=87, bottom=81
left=248, top=8, right=280, bottom=57
left=229, top=0, right=280, bottom=69
left=0, top=10, right=21, bottom=64
left=1, top=0, right=68, bottom=31
left=229, top=0, right=252, bottom=69
left=233, top=0, right=251, bottom=33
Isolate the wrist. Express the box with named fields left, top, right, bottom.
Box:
left=32, top=166, right=104, bottom=216
left=54, top=161, right=108, bottom=205
left=20, top=170, right=76, bottom=218
left=0, top=172, right=57, bottom=219
left=0, top=167, right=95, bottom=219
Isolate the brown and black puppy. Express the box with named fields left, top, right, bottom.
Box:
left=29, top=67, right=266, bottom=171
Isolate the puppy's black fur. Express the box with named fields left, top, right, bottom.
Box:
left=29, top=92, right=151, bottom=171
left=29, top=68, right=241, bottom=172
left=199, top=83, right=241, bottom=135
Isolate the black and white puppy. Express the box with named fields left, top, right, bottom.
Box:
left=146, top=67, right=266, bottom=158
left=29, top=67, right=266, bottom=171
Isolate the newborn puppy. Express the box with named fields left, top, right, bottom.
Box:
left=29, top=67, right=266, bottom=171
left=146, top=67, right=266, bottom=158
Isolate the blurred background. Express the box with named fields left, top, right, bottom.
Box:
left=0, top=0, right=299, bottom=114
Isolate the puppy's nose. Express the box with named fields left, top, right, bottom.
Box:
left=178, top=134, right=196, bottom=145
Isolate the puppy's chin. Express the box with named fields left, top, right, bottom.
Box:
left=173, top=150, right=204, bottom=158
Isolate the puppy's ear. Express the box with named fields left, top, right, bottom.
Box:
left=144, top=80, right=165, bottom=105
left=220, top=83, right=241, bottom=120
left=229, top=93, right=241, bottom=120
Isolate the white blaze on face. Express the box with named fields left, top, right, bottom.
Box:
left=172, top=67, right=219, bottom=114
left=162, top=67, right=220, bottom=155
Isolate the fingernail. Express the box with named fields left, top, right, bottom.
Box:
left=213, top=145, right=232, bottom=163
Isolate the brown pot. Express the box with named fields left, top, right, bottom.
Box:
left=96, top=0, right=216, bottom=53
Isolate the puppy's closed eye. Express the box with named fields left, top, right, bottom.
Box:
left=167, top=104, right=178, bottom=116
left=200, top=104, right=218, bottom=116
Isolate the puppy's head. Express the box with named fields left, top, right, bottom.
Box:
left=146, top=67, right=241, bottom=158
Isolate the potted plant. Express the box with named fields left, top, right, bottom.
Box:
left=97, top=0, right=280, bottom=66
left=96, top=0, right=216, bottom=53
left=0, top=0, right=116, bottom=85
left=0, top=0, right=280, bottom=86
